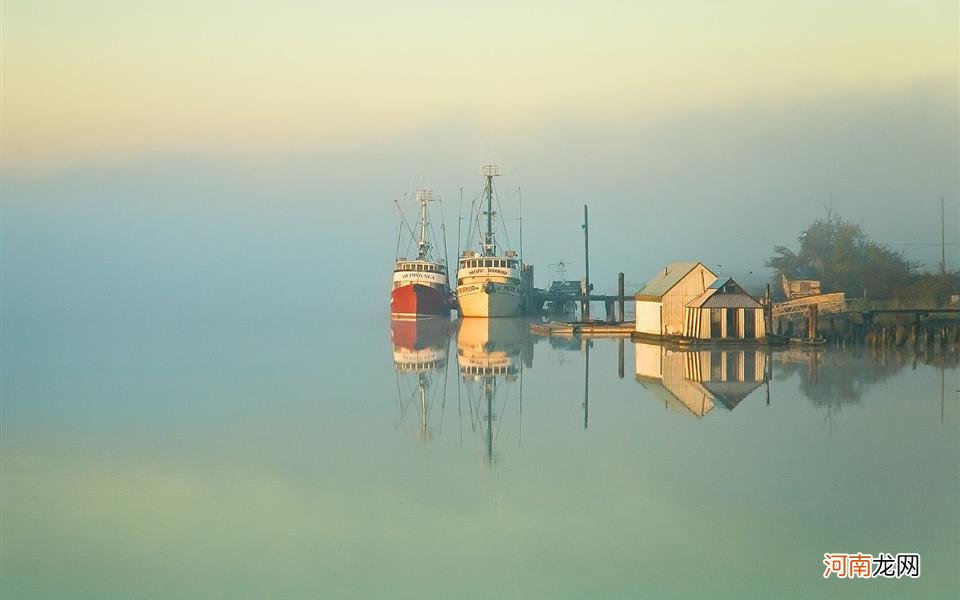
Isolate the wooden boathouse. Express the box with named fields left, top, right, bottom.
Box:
left=635, top=261, right=718, bottom=336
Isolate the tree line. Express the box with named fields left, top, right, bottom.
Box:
left=766, top=209, right=958, bottom=307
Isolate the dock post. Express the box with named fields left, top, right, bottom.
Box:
left=764, top=283, right=773, bottom=336
left=618, top=272, right=625, bottom=323
left=807, top=305, right=818, bottom=339
left=521, top=264, right=535, bottom=315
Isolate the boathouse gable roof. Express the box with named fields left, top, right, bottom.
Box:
left=636, top=261, right=716, bottom=301
left=687, top=277, right=763, bottom=309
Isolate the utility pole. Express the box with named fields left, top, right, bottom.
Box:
left=941, top=195, right=946, bottom=275
left=582, top=204, right=590, bottom=320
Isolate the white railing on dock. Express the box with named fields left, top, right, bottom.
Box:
left=771, top=293, right=847, bottom=319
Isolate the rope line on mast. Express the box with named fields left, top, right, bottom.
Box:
left=493, top=185, right=511, bottom=251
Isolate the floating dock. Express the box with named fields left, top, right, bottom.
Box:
left=531, top=321, right=636, bottom=338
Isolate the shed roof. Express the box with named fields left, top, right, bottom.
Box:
left=636, top=261, right=715, bottom=301
left=687, top=277, right=763, bottom=309
left=784, top=266, right=820, bottom=281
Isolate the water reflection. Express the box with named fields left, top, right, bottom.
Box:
left=390, top=321, right=956, bottom=441
left=634, top=342, right=769, bottom=417
left=390, top=318, right=455, bottom=442
left=773, top=345, right=958, bottom=426
left=456, top=318, right=530, bottom=466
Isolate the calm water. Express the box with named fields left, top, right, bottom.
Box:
left=2, top=312, right=958, bottom=599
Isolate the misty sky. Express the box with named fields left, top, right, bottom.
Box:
left=2, top=1, right=958, bottom=318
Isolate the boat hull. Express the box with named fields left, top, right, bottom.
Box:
left=456, top=282, right=523, bottom=317
left=391, top=283, right=450, bottom=319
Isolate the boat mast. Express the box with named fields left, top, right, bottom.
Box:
left=481, top=164, right=501, bottom=256
left=416, top=188, right=432, bottom=260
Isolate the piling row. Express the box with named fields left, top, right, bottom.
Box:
left=783, top=312, right=960, bottom=352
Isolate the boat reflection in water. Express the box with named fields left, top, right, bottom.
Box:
left=391, top=318, right=455, bottom=442
left=456, top=317, right=529, bottom=466
left=635, top=342, right=769, bottom=417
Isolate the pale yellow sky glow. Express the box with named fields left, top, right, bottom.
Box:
left=2, top=1, right=957, bottom=175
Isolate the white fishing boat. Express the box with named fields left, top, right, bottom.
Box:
left=456, top=165, right=523, bottom=317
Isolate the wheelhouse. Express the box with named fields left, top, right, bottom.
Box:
left=458, top=257, right=520, bottom=270
left=394, top=260, right=447, bottom=274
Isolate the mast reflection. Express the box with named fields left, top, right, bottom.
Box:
left=391, top=318, right=454, bottom=442
left=457, top=318, right=529, bottom=466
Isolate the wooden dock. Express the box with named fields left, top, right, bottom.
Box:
left=530, top=321, right=636, bottom=338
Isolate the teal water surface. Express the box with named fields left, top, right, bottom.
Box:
left=2, top=310, right=958, bottom=599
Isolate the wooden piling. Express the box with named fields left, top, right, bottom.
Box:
left=807, top=304, right=818, bottom=339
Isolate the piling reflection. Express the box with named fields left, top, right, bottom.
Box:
left=635, top=342, right=769, bottom=417
left=456, top=318, right=530, bottom=466
left=391, top=318, right=455, bottom=442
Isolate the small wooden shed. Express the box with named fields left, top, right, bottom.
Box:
left=684, top=278, right=766, bottom=340
left=781, top=266, right=821, bottom=300
left=635, top=261, right=717, bottom=336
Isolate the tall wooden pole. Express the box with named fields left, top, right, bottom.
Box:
left=941, top=195, right=946, bottom=275
left=582, top=205, right=590, bottom=320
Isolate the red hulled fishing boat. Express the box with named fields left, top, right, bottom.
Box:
left=391, top=188, right=453, bottom=319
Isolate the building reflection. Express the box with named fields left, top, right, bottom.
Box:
left=391, top=318, right=455, bottom=442
left=457, top=318, right=530, bottom=466
left=635, top=342, right=768, bottom=417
